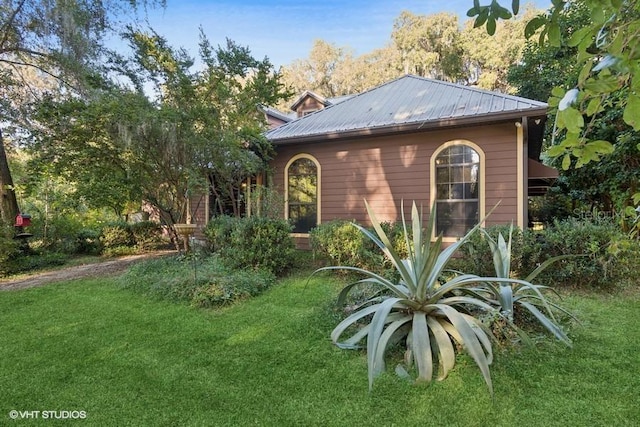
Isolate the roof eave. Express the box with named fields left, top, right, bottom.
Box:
left=268, top=108, right=548, bottom=145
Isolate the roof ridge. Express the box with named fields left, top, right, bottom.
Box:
left=404, top=74, right=547, bottom=106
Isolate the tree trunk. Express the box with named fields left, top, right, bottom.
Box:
left=0, top=129, right=20, bottom=224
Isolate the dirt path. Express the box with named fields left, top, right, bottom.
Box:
left=0, top=251, right=177, bottom=291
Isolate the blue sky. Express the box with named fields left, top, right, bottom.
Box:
left=146, top=0, right=552, bottom=68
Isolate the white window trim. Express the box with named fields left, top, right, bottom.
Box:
left=430, top=140, right=486, bottom=242
left=284, top=153, right=321, bottom=237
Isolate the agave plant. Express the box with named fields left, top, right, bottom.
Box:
left=315, top=201, right=500, bottom=394
left=471, top=225, right=577, bottom=345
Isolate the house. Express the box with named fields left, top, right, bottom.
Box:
left=264, top=74, right=557, bottom=246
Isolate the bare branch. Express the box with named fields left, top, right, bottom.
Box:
left=0, top=0, right=27, bottom=53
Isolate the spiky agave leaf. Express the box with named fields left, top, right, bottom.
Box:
left=474, top=222, right=578, bottom=346
left=316, top=200, right=503, bottom=394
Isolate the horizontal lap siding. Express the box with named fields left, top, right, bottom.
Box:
left=482, top=123, right=519, bottom=226
left=271, top=122, right=520, bottom=228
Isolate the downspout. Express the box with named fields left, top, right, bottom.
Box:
left=515, top=118, right=528, bottom=229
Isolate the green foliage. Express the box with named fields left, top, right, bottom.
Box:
left=4, top=251, right=68, bottom=276
left=247, top=185, right=286, bottom=220
left=315, top=201, right=497, bottom=393
left=470, top=225, right=576, bottom=346
left=310, top=219, right=372, bottom=267
left=205, top=216, right=296, bottom=276
left=74, top=229, right=102, bottom=255
left=203, top=215, right=240, bottom=253
left=455, top=224, right=525, bottom=278
left=457, top=220, right=640, bottom=290
left=0, top=223, right=20, bottom=276
left=99, top=221, right=165, bottom=256
left=310, top=219, right=408, bottom=280
left=129, top=221, right=166, bottom=251
left=473, top=0, right=640, bottom=169
left=523, top=217, right=640, bottom=290
left=99, top=222, right=134, bottom=250
left=119, top=255, right=276, bottom=308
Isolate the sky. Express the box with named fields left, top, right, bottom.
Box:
left=144, top=0, right=553, bottom=69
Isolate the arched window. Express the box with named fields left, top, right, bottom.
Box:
left=432, top=143, right=483, bottom=238
left=286, top=154, right=320, bottom=234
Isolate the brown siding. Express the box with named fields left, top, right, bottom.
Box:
left=271, top=122, right=521, bottom=229
left=295, top=97, right=325, bottom=117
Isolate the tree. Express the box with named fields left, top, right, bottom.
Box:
left=392, top=11, right=465, bottom=82
left=468, top=0, right=640, bottom=171
left=330, top=45, right=404, bottom=95
left=0, top=0, right=164, bottom=223
left=460, top=7, right=537, bottom=92
left=282, top=40, right=347, bottom=97
left=31, top=28, right=290, bottom=245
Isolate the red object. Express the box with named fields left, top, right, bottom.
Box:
left=15, top=213, right=31, bottom=227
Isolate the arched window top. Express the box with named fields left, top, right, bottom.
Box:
left=285, top=153, right=321, bottom=172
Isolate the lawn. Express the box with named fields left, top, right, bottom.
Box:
left=0, top=272, right=638, bottom=426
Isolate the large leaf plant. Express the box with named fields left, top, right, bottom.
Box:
left=315, top=201, right=500, bottom=394
left=470, top=225, right=577, bottom=346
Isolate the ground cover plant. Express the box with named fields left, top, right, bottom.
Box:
left=0, top=272, right=638, bottom=425
left=118, top=254, right=276, bottom=308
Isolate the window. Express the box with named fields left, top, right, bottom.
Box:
left=433, top=144, right=481, bottom=238
left=286, top=155, right=320, bottom=233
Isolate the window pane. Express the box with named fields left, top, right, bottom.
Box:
left=437, top=183, right=450, bottom=199
left=289, top=204, right=317, bottom=233
left=436, top=166, right=449, bottom=182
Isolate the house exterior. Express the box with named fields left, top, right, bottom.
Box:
left=264, top=74, right=557, bottom=246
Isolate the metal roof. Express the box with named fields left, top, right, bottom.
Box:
left=260, top=105, right=296, bottom=123
left=266, top=74, right=548, bottom=144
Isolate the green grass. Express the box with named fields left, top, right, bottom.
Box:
left=0, top=273, right=639, bottom=426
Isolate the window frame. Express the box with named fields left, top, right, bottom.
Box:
left=284, top=153, right=321, bottom=236
left=430, top=140, right=485, bottom=242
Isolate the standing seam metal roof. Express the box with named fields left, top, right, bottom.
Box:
left=266, top=74, right=548, bottom=143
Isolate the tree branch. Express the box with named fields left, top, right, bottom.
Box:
left=0, top=0, right=27, bottom=53
left=1, top=58, right=78, bottom=92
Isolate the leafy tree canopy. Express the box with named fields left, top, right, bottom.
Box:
left=30, top=28, right=290, bottom=232
left=0, top=0, right=165, bottom=222
left=469, top=0, right=640, bottom=170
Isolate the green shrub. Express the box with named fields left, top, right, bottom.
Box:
left=310, top=219, right=367, bottom=266
left=203, top=216, right=240, bottom=252
left=521, top=217, right=640, bottom=290
left=456, top=219, right=640, bottom=290
left=130, top=221, right=166, bottom=251
left=221, top=216, right=296, bottom=275
left=0, top=224, right=20, bottom=276
left=191, top=268, right=276, bottom=308
left=33, top=215, right=87, bottom=254
left=310, top=220, right=409, bottom=279
left=119, top=255, right=276, bottom=307
left=6, top=251, right=68, bottom=275
left=75, top=228, right=102, bottom=255
left=100, top=222, right=134, bottom=250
